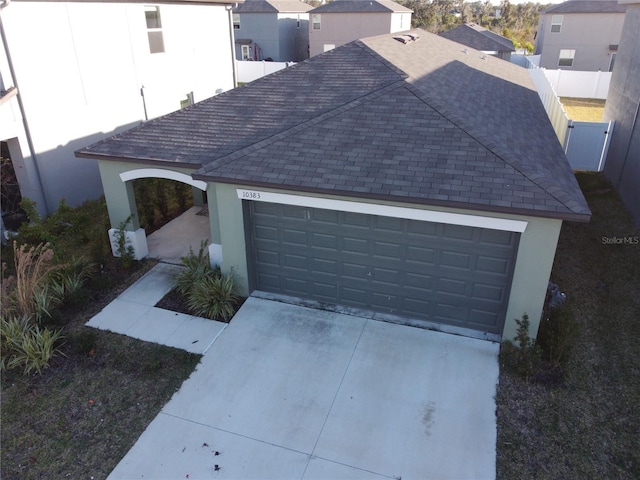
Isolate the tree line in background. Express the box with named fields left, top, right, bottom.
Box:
left=400, top=0, right=552, bottom=52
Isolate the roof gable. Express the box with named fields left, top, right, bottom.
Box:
left=543, top=0, right=627, bottom=14
left=234, top=0, right=313, bottom=14
left=310, top=0, right=412, bottom=14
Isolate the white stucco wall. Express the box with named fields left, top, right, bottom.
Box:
left=0, top=2, right=234, bottom=214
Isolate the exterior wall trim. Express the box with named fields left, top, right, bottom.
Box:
left=236, top=189, right=528, bottom=232
left=120, top=168, right=207, bottom=190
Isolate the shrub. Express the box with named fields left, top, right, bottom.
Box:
left=187, top=273, right=238, bottom=321
left=174, top=241, right=212, bottom=296
left=173, top=242, right=239, bottom=321
left=536, top=304, right=579, bottom=369
left=500, top=314, right=544, bottom=381
left=2, top=242, right=65, bottom=322
left=0, top=315, right=65, bottom=375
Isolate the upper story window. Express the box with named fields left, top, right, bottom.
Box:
left=233, top=14, right=240, bottom=29
left=551, top=15, right=563, bottom=33
left=312, top=14, right=321, bottom=30
left=558, top=49, right=575, bottom=67
left=145, top=6, right=165, bottom=54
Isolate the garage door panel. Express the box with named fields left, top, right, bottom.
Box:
left=311, top=232, right=339, bottom=249
left=312, top=258, right=338, bottom=274
left=475, top=255, right=512, bottom=275
left=254, top=224, right=279, bottom=241
left=284, top=253, right=307, bottom=269
left=282, top=228, right=307, bottom=245
left=247, top=202, right=518, bottom=335
left=472, top=283, right=507, bottom=302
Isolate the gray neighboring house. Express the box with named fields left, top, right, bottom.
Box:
left=233, top=0, right=312, bottom=62
left=76, top=30, right=590, bottom=342
left=603, top=0, right=640, bottom=225
left=308, top=0, right=412, bottom=57
left=439, top=23, right=515, bottom=61
left=535, top=0, right=626, bottom=71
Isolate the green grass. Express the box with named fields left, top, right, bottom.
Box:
left=560, top=97, right=606, bottom=122
left=496, top=172, right=640, bottom=479
left=0, top=260, right=201, bottom=480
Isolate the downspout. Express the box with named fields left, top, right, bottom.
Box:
left=226, top=3, right=238, bottom=88
left=0, top=0, right=50, bottom=214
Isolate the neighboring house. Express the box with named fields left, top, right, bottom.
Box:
left=233, top=0, right=312, bottom=62
left=76, top=30, right=591, bottom=343
left=439, top=23, right=515, bottom=61
left=308, top=0, right=412, bottom=57
left=0, top=0, right=237, bottom=218
left=535, top=0, right=626, bottom=71
left=603, top=0, right=640, bottom=225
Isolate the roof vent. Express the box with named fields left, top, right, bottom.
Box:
left=481, top=54, right=487, bottom=61
left=393, top=33, right=420, bottom=44
left=463, top=48, right=469, bottom=54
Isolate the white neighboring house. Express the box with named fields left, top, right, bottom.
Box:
left=0, top=0, right=239, bottom=217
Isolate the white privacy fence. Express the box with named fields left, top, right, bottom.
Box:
left=543, top=69, right=611, bottom=99
left=528, top=68, right=571, bottom=146
left=527, top=68, right=613, bottom=172
left=236, top=61, right=294, bottom=84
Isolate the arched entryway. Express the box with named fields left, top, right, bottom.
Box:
left=100, top=164, right=219, bottom=265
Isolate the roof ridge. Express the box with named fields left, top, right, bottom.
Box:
left=194, top=80, right=408, bottom=178
left=403, top=82, right=580, bottom=214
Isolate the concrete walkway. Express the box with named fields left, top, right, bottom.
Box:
left=90, top=264, right=500, bottom=479
left=86, top=263, right=226, bottom=354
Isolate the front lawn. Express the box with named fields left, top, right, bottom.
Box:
left=497, top=172, right=640, bottom=479
left=0, top=259, right=200, bottom=480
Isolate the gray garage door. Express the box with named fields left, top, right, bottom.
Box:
left=245, top=201, right=519, bottom=335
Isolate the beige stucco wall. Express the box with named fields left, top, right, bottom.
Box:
left=536, top=12, right=625, bottom=71
left=309, top=12, right=395, bottom=57
left=211, top=182, right=563, bottom=341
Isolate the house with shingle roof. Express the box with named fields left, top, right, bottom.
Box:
left=439, top=23, right=515, bottom=61
left=308, top=0, right=412, bottom=57
left=76, top=30, right=591, bottom=342
left=535, top=0, right=626, bottom=71
left=0, top=0, right=239, bottom=218
left=232, top=0, right=312, bottom=61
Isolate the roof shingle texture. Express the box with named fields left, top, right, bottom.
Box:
left=439, top=23, right=515, bottom=53
left=77, top=30, right=590, bottom=221
left=543, top=0, right=627, bottom=14
left=310, top=0, right=412, bottom=14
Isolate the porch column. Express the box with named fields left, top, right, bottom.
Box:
left=98, top=161, right=148, bottom=260
left=206, top=183, right=223, bottom=266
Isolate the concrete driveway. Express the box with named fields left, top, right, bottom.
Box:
left=108, top=297, right=499, bottom=480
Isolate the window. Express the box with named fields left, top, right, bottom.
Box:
left=551, top=15, right=563, bottom=33
left=233, top=13, right=240, bottom=30
left=241, top=45, right=250, bottom=60
left=312, top=14, right=321, bottom=30
left=145, top=5, right=164, bottom=54
left=558, top=49, right=575, bottom=67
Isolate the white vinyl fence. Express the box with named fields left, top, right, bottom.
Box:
left=236, top=60, right=294, bottom=84
left=543, top=69, right=611, bottom=99
left=528, top=68, right=613, bottom=171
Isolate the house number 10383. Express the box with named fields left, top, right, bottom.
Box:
left=242, top=191, right=261, bottom=199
